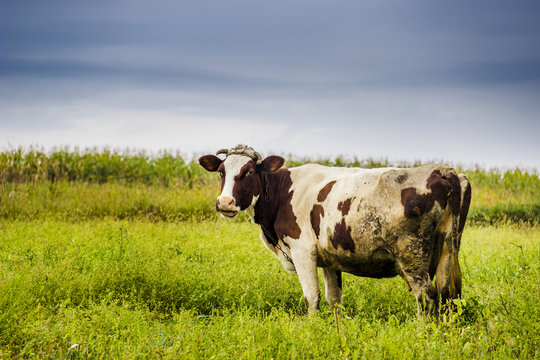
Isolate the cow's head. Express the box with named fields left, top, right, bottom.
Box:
left=199, top=144, right=284, bottom=218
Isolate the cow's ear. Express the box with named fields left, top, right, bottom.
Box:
left=261, top=156, right=284, bottom=172
left=199, top=155, right=223, bottom=172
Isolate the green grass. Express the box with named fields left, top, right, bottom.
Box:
left=1, top=220, right=538, bottom=359
left=0, top=182, right=219, bottom=222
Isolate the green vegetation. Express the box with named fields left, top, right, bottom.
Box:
left=0, top=148, right=539, bottom=358
left=0, top=147, right=205, bottom=186
left=1, top=147, right=539, bottom=224
left=465, top=168, right=540, bottom=225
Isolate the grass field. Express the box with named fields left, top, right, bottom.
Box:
left=1, top=148, right=539, bottom=358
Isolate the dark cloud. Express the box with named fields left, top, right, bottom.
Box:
left=1, top=0, right=540, bottom=168
left=0, top=56, right=281, bottom=89
left=3, top=0, right=540, bottom=87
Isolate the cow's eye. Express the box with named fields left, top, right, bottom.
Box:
left=247, top=169, right=254, bottom=177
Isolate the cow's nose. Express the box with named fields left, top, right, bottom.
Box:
left=216, top=196, right=236, bottom=211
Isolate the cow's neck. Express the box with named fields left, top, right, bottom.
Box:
left=252, top=169, right=291, bottom=247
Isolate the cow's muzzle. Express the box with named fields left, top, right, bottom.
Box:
left=216, top=196, right=239, bottom=218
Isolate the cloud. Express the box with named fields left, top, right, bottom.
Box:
left=3, top=1, right=540, bottom=87
left=1, top=0, right=540, bottom=169
left=2, top=79, right=539, bottom=169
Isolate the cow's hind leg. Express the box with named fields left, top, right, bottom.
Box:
left=396, top=236, right=438, bottom=319
left=436, top=234, right=462, bottom=310
left=322, top=268, right=342, bottom=309
left=435, top=175, right=468, bottom=310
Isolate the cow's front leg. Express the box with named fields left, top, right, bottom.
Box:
left=322, top=268, right=342, bottom=308
left=290, top=246, right=320, bottom=314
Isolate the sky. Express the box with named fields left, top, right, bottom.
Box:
left=1, top=0, right=540, bottom=169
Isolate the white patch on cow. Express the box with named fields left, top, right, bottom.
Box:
left=244, top=195, right=259, bottom=223
left=218, top=155, right=251, bottom=207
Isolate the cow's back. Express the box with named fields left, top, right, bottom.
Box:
left=288, top=164, right=457, bottom=277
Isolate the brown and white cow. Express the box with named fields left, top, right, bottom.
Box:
left=199, top=144, right=471, bottom=318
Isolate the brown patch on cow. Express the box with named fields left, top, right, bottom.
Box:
left=401, top=188, right=430, bottom=218
left=425, top=170, right=451, bottom=209
left=275, top=194, right=302, bottom=240
left=401, top=169, right=461, bottom=219
left=317, top=180, right=336, bottom=202
left=337, top=198, right=353, bottom=216
left=310, top=204, right=325, bottom=238
left=458, top=180, right=472, bottom=233
left=330, top=219, right=356, bottom=252
left=232, top=161, right=261, bottom=210
left=447, top=173, right=462, bottom=216
left=254, top=169, right=301, bottom=246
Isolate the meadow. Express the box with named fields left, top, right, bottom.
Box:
left=0, top=148, right=539, bottom=359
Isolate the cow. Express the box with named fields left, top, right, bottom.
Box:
left=199, top=144, right=471, bottom=318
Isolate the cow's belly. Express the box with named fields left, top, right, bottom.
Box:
left=314, top=201, right=400, bottom=278
left=316, top=244, right=398, bottom=278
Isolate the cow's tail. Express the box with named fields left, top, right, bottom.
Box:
left=436, top=171, right=471, bottom=307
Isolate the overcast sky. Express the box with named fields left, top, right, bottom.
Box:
left=1, top=0, right=539, bottom=169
